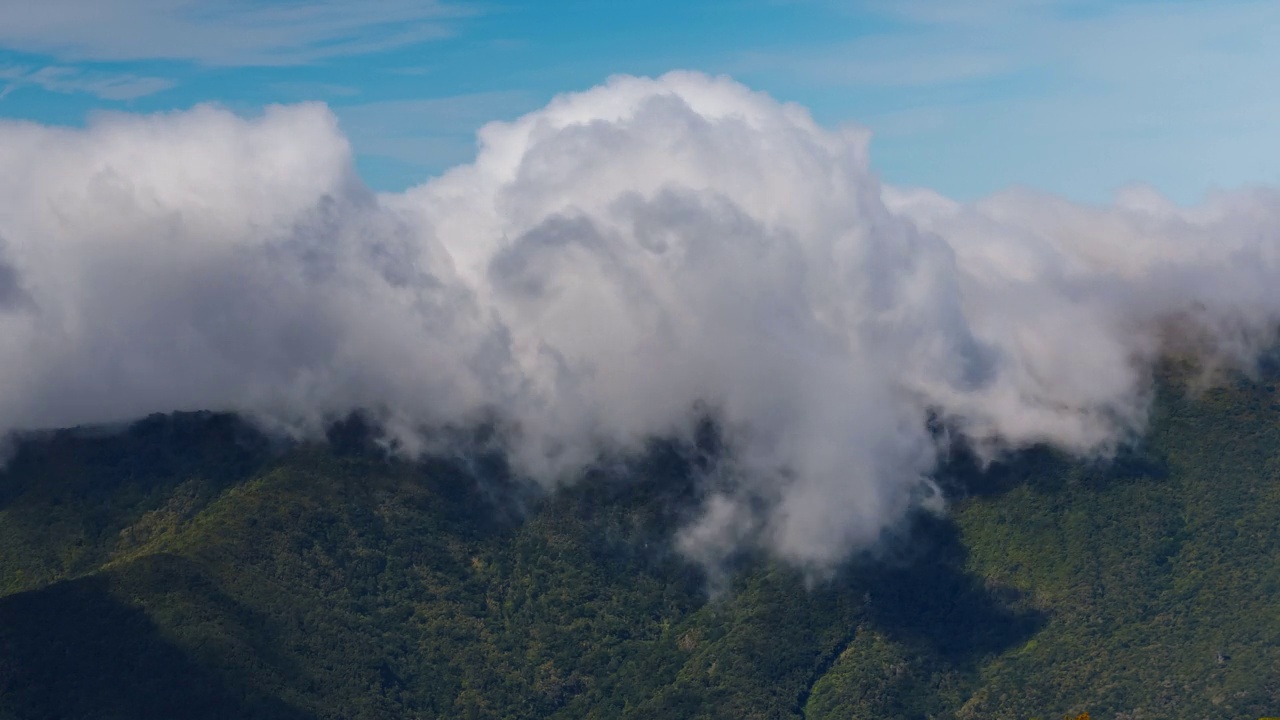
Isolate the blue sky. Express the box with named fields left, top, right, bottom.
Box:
left=0, top=0, right=1276, bottom=202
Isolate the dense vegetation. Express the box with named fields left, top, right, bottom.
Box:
left=1, top=364, right=1278, bottom=719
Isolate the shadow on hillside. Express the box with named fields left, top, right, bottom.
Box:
left=325, top=410, right=538, bottom=537
left=0, top=411, right=275, bottom=512
left=0, top=564, right=315, bottom=720
left=933, top=438, right=1169, bottom=501
left=850, top=512, right=1047, bottom=666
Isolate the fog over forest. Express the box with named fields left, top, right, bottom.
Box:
left=2, top=71, right=1278, bottom=573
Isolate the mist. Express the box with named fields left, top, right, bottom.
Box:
left=1, top=72, right=1277, bottom=574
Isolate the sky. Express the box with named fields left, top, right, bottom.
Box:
left=0, top=0, right=1276, bottom=203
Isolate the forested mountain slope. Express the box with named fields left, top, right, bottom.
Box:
left=1, top=365, right=1278, bottom=719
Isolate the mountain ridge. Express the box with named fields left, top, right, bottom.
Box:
left=2, top=365, right=1278, bottom=719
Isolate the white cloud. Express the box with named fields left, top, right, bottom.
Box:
left=0, top=0, right=470, bottom=66
left=0, top=64, right=174, bottom=100
left=1, top=73, right=1278, bottom=578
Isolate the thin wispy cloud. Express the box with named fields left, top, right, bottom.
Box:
left=761, top=0, right=1279, bottom=92
left=865, top=0, right=1083, bottom=26
left=0, top=0, right=473, bottom=66
left=751, top=0, right=1280, bottom=201
left=0, top=64, right=174, bottom=100
left=270, top=81, right=362, bottom=100
left=740, top=46, right=1012, bottom=88
left=335, top=90, right=537, bottom=178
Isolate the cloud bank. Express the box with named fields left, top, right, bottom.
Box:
left=1, top=72, right=1278, bottom=573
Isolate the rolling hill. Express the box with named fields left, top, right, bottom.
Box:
left=1, top=362, right=1278, bottom=719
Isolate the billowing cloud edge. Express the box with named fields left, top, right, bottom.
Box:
left=1, top=71, right=1277, bottom=575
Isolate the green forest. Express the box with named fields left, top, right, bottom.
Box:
left=1, top=362, right=1278, bottom=719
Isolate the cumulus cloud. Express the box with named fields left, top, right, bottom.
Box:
left=1, top=72, right=1278, bottom=575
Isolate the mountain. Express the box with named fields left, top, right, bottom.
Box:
left=1, top=363, right=1278, bottom=720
